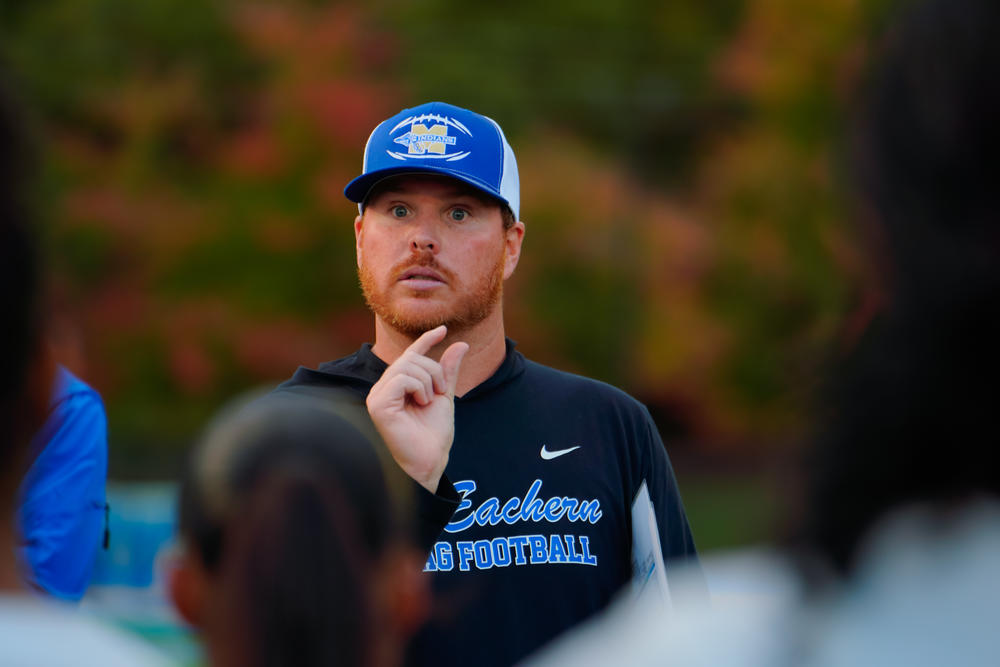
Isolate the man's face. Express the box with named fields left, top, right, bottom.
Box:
left=355, top=174, right=524, bottom=337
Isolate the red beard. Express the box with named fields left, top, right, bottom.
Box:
left=358, top=249, right=506, bottom=337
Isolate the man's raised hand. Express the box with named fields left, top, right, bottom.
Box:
left=366, top=325, right=468, bottom=493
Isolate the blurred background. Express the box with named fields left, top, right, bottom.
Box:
left=2, top=0, right=894, bottom=660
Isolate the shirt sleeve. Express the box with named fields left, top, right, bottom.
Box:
left=639, top=406, right=699, bottom=562
left=414, top=474, right=460, bottom=554
left=18, top=387, right=109, bottom=601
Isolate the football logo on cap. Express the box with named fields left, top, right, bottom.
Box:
left=387, top=113, right=472, bottom=162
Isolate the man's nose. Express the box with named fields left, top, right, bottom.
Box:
left=409, top=218, right=439, bottom=252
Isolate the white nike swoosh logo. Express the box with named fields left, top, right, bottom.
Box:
left=540, top=444, right=581, bottom=460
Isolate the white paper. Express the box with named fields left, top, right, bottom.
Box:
left=631, top=480, right=671, bottom=611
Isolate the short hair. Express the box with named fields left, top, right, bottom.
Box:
left=500, top=205, right=516, bottom=231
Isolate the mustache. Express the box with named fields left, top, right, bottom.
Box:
left=390, top=254, right=455, bottom=283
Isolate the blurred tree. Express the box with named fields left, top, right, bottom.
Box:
left=1, top=1, right=402, bottom=470
left=0, top=0, right=897, bottom=472
left=380, top=0, right=882, bottom=447
left=379, top=0, right=746, bottom=185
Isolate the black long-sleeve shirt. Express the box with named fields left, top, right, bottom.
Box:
left=279, top=339, right=699, bottom=666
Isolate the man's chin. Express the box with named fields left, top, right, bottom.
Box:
left=381, top=305, right=453, bottom=337
left=381, top=299, right=500, bottom=338
left=387, top=319, right=448, bottom=338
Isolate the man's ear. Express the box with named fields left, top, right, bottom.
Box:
left=354, top=214, right=364, bottom=268
left=168, top=549, right=208, bottom=629
left=503, top=220, right=525, bottom=280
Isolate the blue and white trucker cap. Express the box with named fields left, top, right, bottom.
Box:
left=344, top=101, right=520, bottom=219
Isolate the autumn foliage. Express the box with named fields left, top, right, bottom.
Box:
left=0, top=0, right=884, bottom=469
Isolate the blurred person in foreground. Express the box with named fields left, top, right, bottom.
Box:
left=0, top=72, right=171, bottom=665
left=525, top=0, right=1000, bottom=664
left=169, top=394, right=436, bottom=667
left=277, top=101, right=700, bottom=666
left=18, top=354, right=109, bottom=601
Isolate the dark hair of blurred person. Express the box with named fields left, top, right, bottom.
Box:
left=0, top=64, right=47, bottom=590
left=169, top=395, right=430, bottom=667
left=522, top=2, right=1000, bottom=665
left=0, top=63, right=109, bottom=604
left=0, top=68, right=172, bottom=666
left=795, top=0, right=1000, bottom=576
left=0, top=67, right=44, bottom=467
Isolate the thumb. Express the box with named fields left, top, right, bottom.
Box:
left=440, top=342, right=469, bottom=397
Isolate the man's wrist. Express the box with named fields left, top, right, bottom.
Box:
left=406, top=458, right=448, bottom=494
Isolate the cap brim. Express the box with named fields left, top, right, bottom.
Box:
left=344, top=166, right=510, bottom=212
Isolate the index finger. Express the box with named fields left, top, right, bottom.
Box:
left=406, top=325, right=448, bottom=358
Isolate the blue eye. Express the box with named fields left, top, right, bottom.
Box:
left=449, top=208, right=468, bottom=222
left=391, top=205, right=408, bottom=218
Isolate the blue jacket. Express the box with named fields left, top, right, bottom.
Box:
left=18, top=366, right=108, bottom=601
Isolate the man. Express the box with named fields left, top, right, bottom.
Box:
left=279, top=101, right=698, bottom=666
